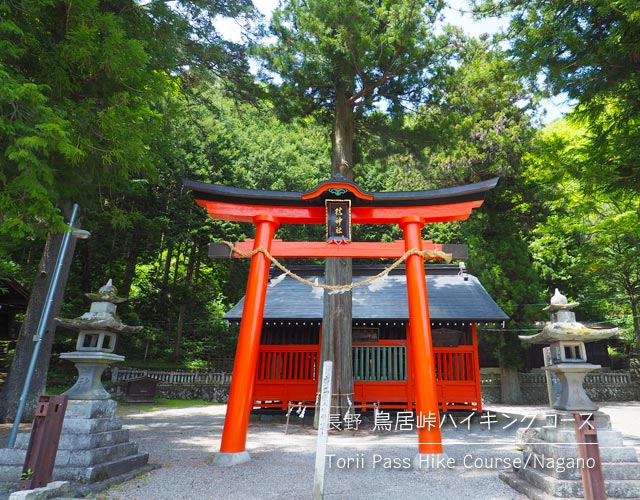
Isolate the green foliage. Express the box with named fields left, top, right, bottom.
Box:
left=4, top=0, right=639, bottom=375
left=478, top=0, right=640, bottom=188
left=465, top=209, right=545, bottom=368
left=523, top=117, right=640, bottom=352
left=257, top=0, right=451, bottom=116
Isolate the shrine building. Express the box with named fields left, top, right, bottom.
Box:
left=224, top=263, right=509, bottom=414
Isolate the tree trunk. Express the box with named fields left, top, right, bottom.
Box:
left=120, top=231, right=142, bottom=299
left=173, top=241, right=197, bottom=362
left=162, top=240, right=174, bottom=288
left=317, top=81, right=355, bottom=424
left=500, top=366, right=522, bottom=404
left=161, top=240, right=174, bottom=337
left=331, top=83, right=355, bottom=178
left=0, top=225, right=78, bottom=423
left=632, top=299, right=640, bottom=355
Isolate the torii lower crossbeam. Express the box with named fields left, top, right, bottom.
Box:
left=209, top=240, right=469, bottom=259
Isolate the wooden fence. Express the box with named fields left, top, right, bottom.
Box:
left=111, top=367, right=231, bottom=385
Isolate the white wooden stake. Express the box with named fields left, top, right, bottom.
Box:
left=313, top=361, right=333, bottom=500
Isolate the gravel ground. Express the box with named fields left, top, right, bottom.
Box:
left=87, top=402, right=640, bottom=500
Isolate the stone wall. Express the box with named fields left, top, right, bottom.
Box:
left=481, top=369, right=640, bottom=405
left=156, top=383, right=229, bottom=403
left=112, top=368, right=639, bottom=406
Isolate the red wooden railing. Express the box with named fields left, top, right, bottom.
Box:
left=256, top=345, right=318, bottom=381
left=253, top=343, right=481, bottom=412
left=433, top=347, right=475, bottom=382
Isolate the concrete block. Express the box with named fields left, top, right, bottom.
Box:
left=64, top=400, right=117, bottom=419
left=56, top=429, right=130, bottom=451
left=8, top=481, right=70, bottom=500
left=61, top=417, right=122, bottom=434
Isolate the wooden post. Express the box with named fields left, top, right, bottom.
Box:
left=574, top=412, right=606, bottom=500
left=218, top=215, right=279, bottom=457
left=19, top=395, right=68, bottom=490
left=313, top=361, right=333, bottom=500
left=400, top=216, right=443, bottom=455
left=471, top=323, right=483, bottom=413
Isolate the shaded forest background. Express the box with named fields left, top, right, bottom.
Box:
left=1, top=0, right=639, bottom=411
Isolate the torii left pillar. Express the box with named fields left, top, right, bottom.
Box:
left=215, top=215, right=279, bottom=466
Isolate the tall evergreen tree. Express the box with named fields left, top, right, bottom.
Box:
left=256, top=0, right=458, bottom=418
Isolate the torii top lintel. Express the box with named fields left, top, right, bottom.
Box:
left=183, top=175, right=499, bottom=225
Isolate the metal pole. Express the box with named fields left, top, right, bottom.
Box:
left=8, top=203, right=79, bottom=448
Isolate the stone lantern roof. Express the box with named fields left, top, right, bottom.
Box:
left=520, top=289, right=618, bottom=344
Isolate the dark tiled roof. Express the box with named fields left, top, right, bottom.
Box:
left=224, top=269, right=509, bottom=323
left=0, top=279, right=30, bottom=313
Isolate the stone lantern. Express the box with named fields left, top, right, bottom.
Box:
left=520, top=289, right=619, bottom=411
left=501, top=290, right=640, bottom=499
left=57, top=280, right=142, bottom=400
left=0, top=281, right=150, bottom=492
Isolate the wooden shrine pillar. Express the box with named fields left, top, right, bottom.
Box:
left=400, top=216, right=443, bottom=455
left=218, top=215, right=279, bottom=464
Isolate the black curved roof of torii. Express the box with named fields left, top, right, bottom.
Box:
left=183, top=176, right=500, bottom=207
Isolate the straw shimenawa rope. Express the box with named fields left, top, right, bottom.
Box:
left=218, top=241, right=452, bottom=293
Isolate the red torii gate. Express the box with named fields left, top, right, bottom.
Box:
left=184, top=175, right=498, bottom=466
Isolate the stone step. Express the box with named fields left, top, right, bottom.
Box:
left=0, top=480, right=18, bottom=498
left=1, top=451, right=149, bottom=488
left=537, top=427, right=625, bottom=447
left=52, top=452, right=149, bottom=484
left=12, top=427, right=129, bottom=451
left=61, top=417, right=123, bottom=435
left=57, top=429, right=130, bottom=451
left=522, top=451, right=640, bottom=481
left=0, top=464, right=22, bottom=485
left=499, top=469, right=582, bottom=500
left=0, top=448, right=26, bottom=485
left=525, top=439, right=639, bottom=463
left=54, top=441, right=140, bottom=468
left=515, top=463, right=640, bottom=498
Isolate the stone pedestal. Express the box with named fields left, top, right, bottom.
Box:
left=1, top=400, right=150, bottom=496
left=544, top=363, right=601, bottom=411
left=500, top=411, right=640, bottom=499
left=59, top=352, right=124, bottom=400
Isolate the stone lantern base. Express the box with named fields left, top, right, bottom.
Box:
left=0, top=399, right=152, bottom=497
left=500, top=411, right=640, bottom=498
left=59, top=351, right=124, bottom=400
left=544, top=363, right=601, bottom=411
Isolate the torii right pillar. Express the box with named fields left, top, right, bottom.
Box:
left=401, top=216, right=448, bottom=469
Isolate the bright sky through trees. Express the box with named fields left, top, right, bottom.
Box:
left=217, top=1, right=572, bottom=122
